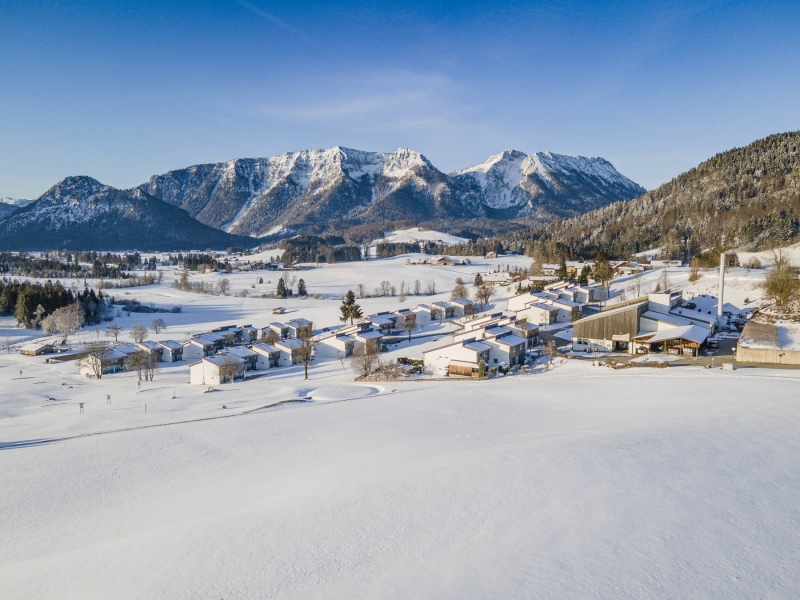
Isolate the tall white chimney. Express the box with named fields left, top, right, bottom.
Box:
left=717, top=251, right=726, bottom=327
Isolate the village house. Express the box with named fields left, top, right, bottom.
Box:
left=79, top=345, right=139, bottom=378
left=182, top=336, right=217, bottom=361
left=515, top=302, right=559, bottom=326
left=432, top=301, right=456, bottom=320
left=431, top=256, right=461, bottom=267
left=133, top=341, right=162, bottom=361
left=315, top=333, right=356, bottom=359
left=241, top=325, right=259, bottom=343
left=157, top=340, right=184, bottom=362
left=448, top=297, right=475, bottom=318
left=219, top=346, right=258, bottom=371
left=367, top=313, right=396, bottom=335
left=355, top=328, right=383, bottom=351
left=266, top=322, right=290, bottom=340
left=482, top=272, right=513, bottom=285
left=411, top=304, right=434, bottom=324
left=20, top=339, right=57, bottom=356
left=422, top=338, right=492, bottom=377
left=286, top=318, right=314, bottom=339
left=189, top=354, right=245, bottom=385
left=482, top=327, right=527, bottom=367
left=275, top=338, right=305, bottom=367
left=394, top=308, right=417, bottom=330
left=251, top=343, right=281, bottom=369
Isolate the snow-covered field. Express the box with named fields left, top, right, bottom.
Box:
left=2, top=251, right=798, bottom=598
left=2, top=359, right=799, bottom=598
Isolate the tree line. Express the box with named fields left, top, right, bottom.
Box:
left=0, top=280, right=112, bottom=328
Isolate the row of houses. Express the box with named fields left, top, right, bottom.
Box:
left=571, top=291, right=716, bottom=356
left=508, top=282, right=606, bottom=325
left=423, top=314, right=540, bottom=377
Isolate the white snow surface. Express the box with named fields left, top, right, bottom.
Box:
left=373, top=227, right=468, bottom=246
left=2, top=359, right=799, bottom=599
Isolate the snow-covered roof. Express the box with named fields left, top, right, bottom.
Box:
left=549, top=298, right=580, bottom=308
left=157, top=340, right=182, bottom=350
left=463, top=341, right=492, bottom=352
left=189, top=335, right=217, bottom=347
left=114, top=343, right=141, bottom=355
left=203, top=354, right=245, bottom=367
left=287, top=318, right=312, bottom=328
left=647, top=325, right=710, bottom=345
left=21, top=340, right=55, bottom=352
left=449, top=298, right=473, bottom=306
left=526, top=302, right=559, bottom=312
left=641, top=311, right=694, bottom=327
left=370, top=316, right=395, bottom=325
left=490, top=334, right=527, bottom=347
left=251, top=343, right=280, bottom=355
left=276, top=338, right=304, bottom=350
left=221, top=346, right=256, bottom=359
left=357, top=330, right=383, bottom=340
left=738, top=322, right=800, bottom=351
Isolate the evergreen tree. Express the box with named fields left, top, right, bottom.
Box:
left=473, top=273, right=483, bottom=286
left=297, top=279, right=307, bottom=297
left=276, top=277, right=287, bottom=299
left=578, top=265, right=591, bottom=285
left=557, top=256, right=568, bottom=280
left=340, top=290, right=363, bottom=325
left=593, top=249, right=614, bottom=298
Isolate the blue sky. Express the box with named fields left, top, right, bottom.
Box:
left=1, top=0, right=799, bottom=199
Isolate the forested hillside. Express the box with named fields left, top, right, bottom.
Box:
left=509, top=132, right=800, bottom=260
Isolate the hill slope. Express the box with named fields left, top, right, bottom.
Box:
left=139, top=146, right=645, bottom=237
left=518, top=132, right=800, bottom=259
left=0, top=177, right=257, bottom=251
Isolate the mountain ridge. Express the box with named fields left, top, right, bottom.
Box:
left=138, top=146, right=645, bottom=237
left=0, top=176, right=257, bottom=251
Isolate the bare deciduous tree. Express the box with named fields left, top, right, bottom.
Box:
left=130, top=324, right=148, bottom=343
left=761, top=249, right=800, bottom=310
left=297, top=330, right=316, bottom=381
left=474, top=284, right=494, bottom=308
left=218, top=354, right=244, bottom=383
left=452, top=278, right=469, bottom=299
left=413, top=279, right=421, bottom=295
left=124, top=350, right=147, bottom=381
left=217, top=278, right=231, bottom=295
left=150, top=318, right=167, bottom=334
left=349, top=339, right=379, bottom=380
left=426, top=280, right=437, bottom=295
left=82, top=342, right=111, bottom=379
left=106, top=323, right=122, bottom=343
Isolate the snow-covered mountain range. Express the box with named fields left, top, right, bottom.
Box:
left=140, top=147, right=645, bottom=237
left=0, top=177, right=255, bottom=251
left=0, top=146, right=644, bottom=249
